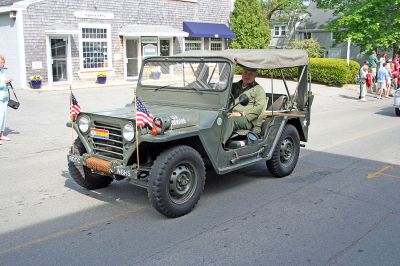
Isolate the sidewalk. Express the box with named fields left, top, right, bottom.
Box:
left=21, top=79, right=137, bottom=91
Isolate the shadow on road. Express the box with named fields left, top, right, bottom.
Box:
left=339, top=94, right=359, bottom=100
left=1, top=150, right=400, bottom=265
left=375, top=106, right=398, bottom=117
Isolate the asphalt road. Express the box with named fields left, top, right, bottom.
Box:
left=0, top=81, right=399, bottom=266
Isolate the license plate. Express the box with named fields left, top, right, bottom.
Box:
left=67, top=154, right=83, bottom=164
left=90, top=128, right=109, bottom=140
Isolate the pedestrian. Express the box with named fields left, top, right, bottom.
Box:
left=0, top=54, right=12, bottom=144
left=376, top=62, right=387, bottom=99
left=358, top=61, right=369, bottom=101
left=379, top=52, right=387, bottom=68
left=367, top=50, right=379, bottom=79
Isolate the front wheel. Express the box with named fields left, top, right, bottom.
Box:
left=267, top=124, right=300, bottom=177
left=148, top=145, right=206, bottom=218
left=395, top=108, right=400, bottom=117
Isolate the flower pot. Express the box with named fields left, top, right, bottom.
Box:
left=97, top=76, right=106, bottom=84
left=30, top=80, right=42, bottom=89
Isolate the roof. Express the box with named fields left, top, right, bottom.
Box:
left=119, top=24, right=188, bottom=37
left=183, top=21, right=236, bottom=39
left=0, top=0, right=22, bottom=7
left=297, top=2, right=335, bottom=31
left=172, top=49, right=308, bottom=69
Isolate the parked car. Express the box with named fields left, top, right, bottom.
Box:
left=67, top=49, right=314, bottom=218
left=394, top=89, right=400, bottom=116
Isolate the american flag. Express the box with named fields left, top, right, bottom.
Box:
left=135, top=97, right=154, bottom=128
left=70, top=93, right=81, bottom=121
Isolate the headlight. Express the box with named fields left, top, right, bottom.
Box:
left=78, top=115, right=90, bottom=133
left=122, top=123, right=135, bottom=142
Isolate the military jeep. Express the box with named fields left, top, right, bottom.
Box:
left=67, top=49, right=314, bottom=218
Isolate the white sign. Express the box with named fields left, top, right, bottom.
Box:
left=74, top=11, right=114, bottom=20
left=32, top=61, right=43, bottom=70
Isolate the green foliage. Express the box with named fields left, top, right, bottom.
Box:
left=230, top=0, right=271, bottom=49
left=262, top=0, right=309, bottom=19
left=97, top=72, right=107, bottom=77
left=313, top=0, right=400, bottom=52
left=290, top=38, right=324, bottom=58
left=248, top=58, right=360, bottom=86
left=308, top=58, right=359, bottom=86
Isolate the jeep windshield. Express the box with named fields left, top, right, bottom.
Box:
left=139, top=60, right=231, bottom=91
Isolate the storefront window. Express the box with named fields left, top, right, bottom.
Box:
left=210, top=38, right=223, bottom=51
left=81, top=27, right=110, bottom=69
left=185, top=37, right=202, bottom=51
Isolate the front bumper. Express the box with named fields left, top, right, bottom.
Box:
left=67, top=154, right=137, bottom=178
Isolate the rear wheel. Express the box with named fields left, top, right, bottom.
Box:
left=68, top=138, right=113, bottom=190
left=267, top=124, right=300, bottom=177
left=148, top=145, right=206, bottom=218
left=395, top=108, right=400, bottom=116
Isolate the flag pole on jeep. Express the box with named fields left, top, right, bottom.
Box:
left=134, top=90, right=140, bottom=171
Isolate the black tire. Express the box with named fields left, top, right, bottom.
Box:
left=148, top=145, right=206, bottom=218
left=395, top=108, right=400, bottom=117
left=267, top=124, right=300, bottom=177
left=68, top=138, right=113, bottom=190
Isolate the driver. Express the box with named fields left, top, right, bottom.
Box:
left=222, top=67, right=266, bottom=145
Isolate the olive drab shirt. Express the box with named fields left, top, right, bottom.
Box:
left=231, top=80, right=266, bottom=124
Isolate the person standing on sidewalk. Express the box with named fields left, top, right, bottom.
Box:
left=367, top=50, right=379, bottom=79
left=0, top=54, right=12, bottom=144
left=359, top=61, right=369, bottom=101
left=376, top=62, right=388, bottom=99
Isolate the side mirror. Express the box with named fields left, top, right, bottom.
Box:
left=239, top=94, right=249, bottom=106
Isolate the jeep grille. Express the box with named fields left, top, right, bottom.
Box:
left=90, top=121, right=124, bottom=160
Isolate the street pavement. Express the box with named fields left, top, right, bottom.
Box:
left=0, top=80, right=399, bottom=266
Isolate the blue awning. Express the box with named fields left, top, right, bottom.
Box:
left=183, top=21, right=236, bottom=39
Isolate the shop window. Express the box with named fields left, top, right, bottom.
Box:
left=80, top=26, right=111, bottom=69
left=185, top=37, right=203, bottom=51
left=210, top=38, right=224, bottom=51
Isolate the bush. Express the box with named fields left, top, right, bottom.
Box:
left=238, top=58, right=361, bottom=86
left=309, top=58, right=360, bottom=86
left=290, top=39, right=324, bottom=58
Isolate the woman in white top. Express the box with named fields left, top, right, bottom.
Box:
left=0, top=54, right=12, bottom=144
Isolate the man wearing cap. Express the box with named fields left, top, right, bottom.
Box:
left=222, top=67, right=266, bottom=145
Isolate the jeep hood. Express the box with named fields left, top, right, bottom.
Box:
left=91, top=104, right=217, bottom=129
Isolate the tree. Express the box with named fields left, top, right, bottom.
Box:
left=230, top=0, right=271, bottom=49
left=313, top=0, right=400, bottom=54
left=290, top=38, right=324, bottom=58
left=262, top=0, right=309, bottom=20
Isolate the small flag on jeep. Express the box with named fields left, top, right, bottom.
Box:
left=135, top=97, right=154, bottom=128
left=70, top=92, right=81, bottom=121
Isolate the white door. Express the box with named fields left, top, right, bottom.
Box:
left=126, top=38, right=139, bottom=79
left=50, top=37, right=69, bottom=83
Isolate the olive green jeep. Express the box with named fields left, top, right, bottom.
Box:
left=67, top=49, right=314, bottom=218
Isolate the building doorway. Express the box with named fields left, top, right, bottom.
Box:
left=49, top=37, right=69, bottom=83
left=126, top=38, right=139, bottom=79
left=160, top=39, right=172, bottom=74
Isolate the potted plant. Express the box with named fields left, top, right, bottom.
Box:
left=97, top=72, right=107, bottom=84
left=30, top=75, right=42, bottom=89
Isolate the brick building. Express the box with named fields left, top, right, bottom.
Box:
left=0, top=0, right=235, bottom=88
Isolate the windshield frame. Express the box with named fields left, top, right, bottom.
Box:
left=138, top=57, right=233, bottom=93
